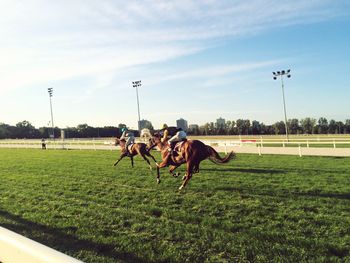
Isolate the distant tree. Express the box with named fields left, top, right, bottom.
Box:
left=0, top=123, right=11, bottom=139
left=317, top=117, right=328, bottom=134
left=101, top=126, right=119, bottom=137
left=335, top=121, right=344, bottom=134
left=225, top=120, right=236, bottom=135
left=272, top=121, right=285, bottom=135
left=199, top=123, right=210, bottom=135
left=300, top=118, right=316, bottom=134
left=236, top=119, right=244, bottom=135
left=203, top=122, right=215, bottom=135
left=259, top=123, right=268, bottom=135
left=243, top=119, right=251, bottom=135
left=38, top=127, right=50, bottom=138
left=251, top=120, right=261, bottom=135
left=328, top=119, right=337, bottom=134
left=345, top=119, right=350, bottom=134
left=15, top=120, right=38, bottom=138
left=288, top=119, right=300, bottom=134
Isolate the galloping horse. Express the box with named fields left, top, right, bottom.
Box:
left=149, top=135, right=236, bottom=190
left=114, top=138, right=158, bottom=170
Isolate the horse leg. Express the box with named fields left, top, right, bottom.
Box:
left=157, top=160, right=168, bottom=168
left=179, top=162, right=194, bottom=190
left=147, top=152, right=158, bottom=166
left=193, top=162, right=200, bottom=173
left=157, top=150, right=173, bottom=168
left=156, top=166, right=161, bottom=184
left=113, top=154, right=126, bottom=166
left=169, top=165, right=180, bottom=177
left=130, top=156, right=134, bottom=168
left=140, top=153, right=152, bottom=170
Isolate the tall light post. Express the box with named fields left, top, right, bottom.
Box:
left=273, top=69, right=291, bottom=141
left=132, top=80, right=142, bottom=132
left=47, top=87, right=55, bottom=139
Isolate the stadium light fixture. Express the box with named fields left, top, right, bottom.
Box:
left=132, top=80, right=142, bottom=132
left=47, top=88, right=55, bottom=139
left=272, top=70, right=291, bottom=141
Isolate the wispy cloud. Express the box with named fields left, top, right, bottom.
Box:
left=0, top=0, right=348, bottom=96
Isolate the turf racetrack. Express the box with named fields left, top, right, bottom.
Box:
left=0, top=148, right=349, bottom=262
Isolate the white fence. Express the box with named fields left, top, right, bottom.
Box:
left=0, top=226, right=82, bottom=263
left=1, top=137, right=350, bottom=157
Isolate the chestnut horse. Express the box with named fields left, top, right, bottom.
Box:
left=149, top=135, right=235, bottom=190
left=114, top=138, right=158, bottom=170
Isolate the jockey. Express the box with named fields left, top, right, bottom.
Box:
left=160, top=124, right=178, bottom=143
left=160, top=123, right=187, bottom=154
left=120, top=127, right=135, bottom=155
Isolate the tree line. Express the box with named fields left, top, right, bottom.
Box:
left=189, top=117, right=350, bottom=136
left=0, top=121, right=129, bottom=139
left=1, top=117, right=350, bottom=139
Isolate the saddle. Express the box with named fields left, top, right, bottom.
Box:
left=127, top=143, right=134, bottom=152
left=172, top=140, right=187, bottom=155
left=123, top=143, right=134, bottom=156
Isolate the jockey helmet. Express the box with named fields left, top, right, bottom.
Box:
left=162, top=123, right=168, bottom=129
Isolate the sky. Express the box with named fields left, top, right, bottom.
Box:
left=0, top=0, right=350, bottom=130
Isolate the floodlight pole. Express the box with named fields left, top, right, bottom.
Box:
left=273, top=70, right=291, bottom=141
left=132, top=80, right=142, bottom=132
left=47, top=88, right=55, bottom=140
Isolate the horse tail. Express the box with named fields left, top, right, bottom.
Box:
left=207, top=146, right=235, bottom=164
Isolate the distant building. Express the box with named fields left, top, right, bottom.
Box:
left=216, top=117, right=226, bottom=129
left=138, top=119, right=153, bottom=130
left=176, top=118, right=188, bottom=131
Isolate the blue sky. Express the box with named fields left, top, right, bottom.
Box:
left=1, top=0, right=349, bottom=129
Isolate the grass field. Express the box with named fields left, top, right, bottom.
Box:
left=0, top=148, right=350, bottom=262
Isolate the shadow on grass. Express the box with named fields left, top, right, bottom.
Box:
left=214, top=187, right=350, bottom=200
left=0, top=209, right=149, bottom=263
left=297, top=192, right=350, bottom=200
left=203, top=167, right=286, bottom=174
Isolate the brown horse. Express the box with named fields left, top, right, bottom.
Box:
left=114, top=138, right=158, bottom=170
left=149, top=135, right=236, bottom=190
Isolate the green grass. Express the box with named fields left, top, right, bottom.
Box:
left=259, top=143, right=350, bottom=148
left=0, top=148, right=350, bottom=263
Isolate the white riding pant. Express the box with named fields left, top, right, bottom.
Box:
left=168, top=131, right=187, bottom=144
left=125, top=136, right=135, bottom=147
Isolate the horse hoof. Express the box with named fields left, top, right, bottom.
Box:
left=178, top=186, right=184, bottom=191
left=149, top=166, right=152, bottom=170
left=157, top=179, right=161, bottom=184
left=172, top=172, right=180, bottom=178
